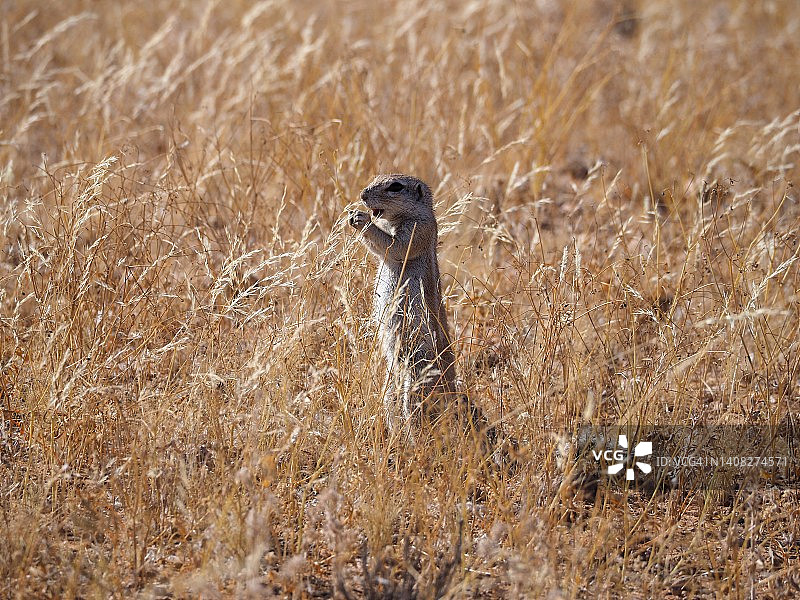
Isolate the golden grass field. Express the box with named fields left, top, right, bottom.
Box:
left=2, top=0, right=800, bottom=597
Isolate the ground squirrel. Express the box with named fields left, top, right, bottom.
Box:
left=348, top=174, right=458, bottom=426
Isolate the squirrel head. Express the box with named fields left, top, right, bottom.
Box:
left=359, top=174, right=433, bottom=221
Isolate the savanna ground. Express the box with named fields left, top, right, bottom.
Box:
left=2, top=1, right=800, bottom=598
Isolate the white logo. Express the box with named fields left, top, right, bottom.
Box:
left=592, top=435, right=652, bottom=480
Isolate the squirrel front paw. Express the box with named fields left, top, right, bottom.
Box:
left=348, top=210, right=370, bottom=229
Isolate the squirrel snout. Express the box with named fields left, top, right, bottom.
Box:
left=359, top=190, right=368, bottom=201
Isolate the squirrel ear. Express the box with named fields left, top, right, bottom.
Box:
left=416, top=183, right=424, bottom=201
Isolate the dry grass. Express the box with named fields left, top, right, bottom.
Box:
left=2, top=0, right=800, bottom=597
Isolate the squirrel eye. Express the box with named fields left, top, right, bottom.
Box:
left=386, top=182, right=404, bottom=192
